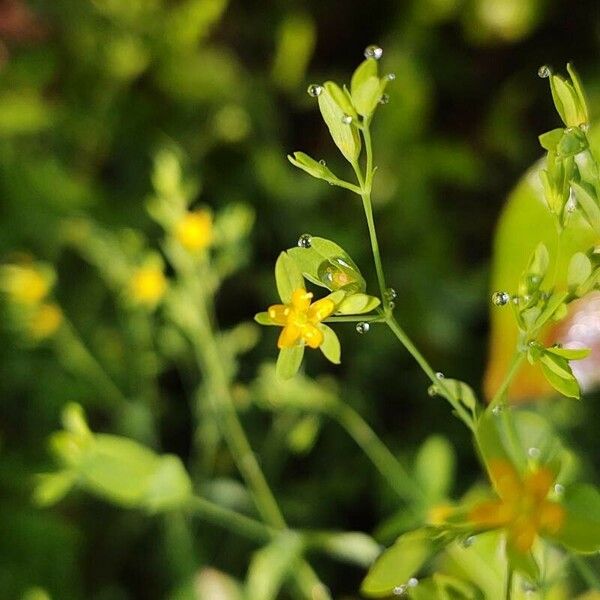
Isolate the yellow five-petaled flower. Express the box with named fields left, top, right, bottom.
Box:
left=268, top=288, right=335, bottom=349
left=469, top=459, right=564, bottom=553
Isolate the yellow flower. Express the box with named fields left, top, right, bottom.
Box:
left=175, top=210, right=213, bottom=252
left=30, top=303, right=63, bottom=340
left=268, top=288, right=335, bottom=349
left=2, top=265, right=50, bottom=305
left=469, top=459, right=564, bottom=553
left=130, top=265, right=167, bottom=307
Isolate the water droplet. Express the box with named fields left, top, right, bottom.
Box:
left=319, top=159, right=326, bottom=166
left=307, top=83, right=323, bottom=97
left=393, top=585, right=407, bottom=596
left=580, top=122, right=590, bottom=133
left=385, top=73, right=396, bottom=81
left=462, top=535, right=475, bottom=548
left=492, top=291, right=510, bottom=306
left=427, top=385, right=438, bottom=397
left=538, top=65, right=551, bottom=79
left=387, top=301, right=396, bottom=310
left=407, top=578, right=419, bottom=588
left=385, top=288, right=398, bottom=302
left=356, top=321, right=370, bottom=334
left=522, top=581, right=537, bottom=593
left=364, top=44, right=383, bottom=60
left=512, top=296, right=520, bottom=305
left=492, top=405, right=503, bottom=416
left=341, top=114, right=353, bottom=125
left=554, top=483, right=565, bottom=495
left=436, top=372, right=445, bottom=379
left=297, top=233, right=312, bottom=249
left=528, top=447, right=541, bottom=459
left=379, top=93, right=390, bottom=105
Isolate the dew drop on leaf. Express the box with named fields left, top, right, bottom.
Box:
left=538, top=65, right=551, bottom=78
left=492, top=291, right=510, bottom=306
left=364, top=44, right=383, bottom=60
left=307, top=83, right=323, bottom=97
left=297, top=233, right=312, bottom=249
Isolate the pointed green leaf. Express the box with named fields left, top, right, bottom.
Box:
left=336, top=293, right=381, bottom=314
left=287, top=151, right=337, bottom=182
left=276, top=345, right=304, bottom=380
left=275, top=252, right=304, bottom=304
left=255, top=312, right=276, bottom=326
left=414, top=436, right=455, bottom=502
left=33, top=471, right=76, bottom=507
left=539, top=355, right=580, bottom=399
left=319, top=324, right=340, bottom=364
left=318, top=82, right=361, bottom=163
left=314, top=532, right=381, bottom=567
left=571, top=182, right=600, bottom=235
left=545, top=345, right=590, bottom=360
left=361, top=529, right=438, bottom=598
left=246, top=532, right=304, bottom=600
left=568, top=252, right=592, bottom=290
left=539, top=128, right=564, bottom=152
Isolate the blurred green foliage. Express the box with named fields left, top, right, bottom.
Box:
left=2, top=0, right=600, bottom=598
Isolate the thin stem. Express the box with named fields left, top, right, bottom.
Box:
left=330, top=401, right=424, bottom=503
left=57, top=318, right=128, bottom=406
left=324, top=314, right=384, bottom=323
left=385, top=314, right=474, bottom=430
left=188, top=495, right=274, bottom=543
left=571, top=554, right=600, bottom=590
left=505, top=564, right=514, bottom=600
left=489, top=352, right=526, bottom=410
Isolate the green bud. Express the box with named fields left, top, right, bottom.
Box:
left=549, top=64, right=589, bottom=128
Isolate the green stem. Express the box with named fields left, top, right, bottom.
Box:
left=385, top=314, right=474, bottom=430
left=330, top=401, right=424, bottom=503
left=571, top=554, right=600, bottom=590
left=188, top=495, right=274, bottom=543
left=505, top=564, right=514, bottom=600
left=489, top=352, right=525, bottom=410
left=324, top=314, right=384, bottom=323
left=57, top=319, right=128, bottom=407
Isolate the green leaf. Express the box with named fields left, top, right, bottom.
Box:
left=254, top=311, right=276, bottom=325
left=571, top=181, right=600, bottom=236
left=319, top=324, right=340, bottom=364
left=275, top=252, right=304, bottom=303
left=317, top=82, right=361, bottom=163
left=79, top=434, right=162, bottom=507
left=552, top=484, right=600, bottom=553
left=538, top=128, right=564, bottom=152
left=287, top=415, right=321, bottom=454
left=566, top=62, right=589, bottom=124
left=143, top=455, right=192, bottom=512
left=323, top=81, right=356, bottom=118
left=351, top=58, right=381, bottom=117
left=539, top=354, right=580, bottom=399
left=287, top=151, right=337, bottom=182
left=313, top=532, right=381, bottom=567
left=545, top=345, right=590, bottom=360
left=33, top=471, right=76, bottom=507
left=245, top=532, right=304, bottom=600
left=336, top=293, right=380, bottom=314
left=568, top=252, right=592, bottom=290
left=430, top=378, right=478, bottom=413
left=549, top=75, right=580, bottom=127
left=414, top=436, right=455, bottom=502
left=276, top=345, right=304, bottom=380
left=287, top=237, right=365, bottom=293
left=557, top=126, right=588, bottom=157
left=360, top=529, right=438, bottom=598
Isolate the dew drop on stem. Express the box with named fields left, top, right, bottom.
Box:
left=341, top=114, right=353, bottom=125
left=435, top=371, right=445, bottom=379
left=528, top=447, right=541, bottom=459
left=318, top=159, right=326, bottom=166
left=379, top=93, right=390, bottom=105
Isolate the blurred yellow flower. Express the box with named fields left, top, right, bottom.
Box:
left=268, top=288, right=334, bottom=349
left=130, top=265, right=167, bottom=307
left=1, top=264, right=50, bottom=305
left=175, top=210, right=213, bottom=252
left=30, top=303, right=63, bottom=340
left=469, top=459, right=564, bottom=553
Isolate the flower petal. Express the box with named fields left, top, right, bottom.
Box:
left=539, top=500, right=564, bottom=535
left=308, top=297, right=335, bottom=323
left=509, top=519, right=538, bottom=553
left=278, top=325, right=301, bottom=349
left=470, top=500, right=513, bottom=528
left=302, top=324, right=324, bottom=349
left=488, top=459, right=522, bottom=502
left=268, top=304, right=289, bottom=325
left=291, top=289, right=312, bottom=311
left=524, top=467, right=555, bottom=502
